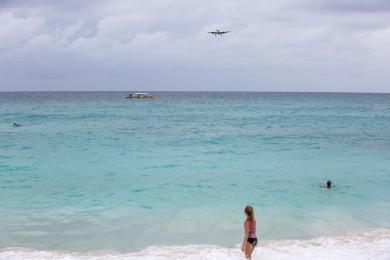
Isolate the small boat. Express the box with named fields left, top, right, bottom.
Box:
left=126, top=92, right=155, bottom=99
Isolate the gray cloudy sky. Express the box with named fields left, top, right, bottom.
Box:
left=0, top=0, right=390, bottom=92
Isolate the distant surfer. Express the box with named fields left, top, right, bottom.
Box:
left=12, top=122, right=22, bottom=127
left=322, top=180, right=332, bottom=189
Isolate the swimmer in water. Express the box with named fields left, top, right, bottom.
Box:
left=12, top=122, right=22, bottom=127
left=322, top=180, right=332, bottom=188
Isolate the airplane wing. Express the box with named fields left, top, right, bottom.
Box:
left=221, top=31, right=230, bottom=34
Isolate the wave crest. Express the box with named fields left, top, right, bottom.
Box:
left=1, top=229, right=390, bottom=259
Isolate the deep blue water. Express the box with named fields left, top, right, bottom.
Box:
left=0, top=92, right=390, bottom=251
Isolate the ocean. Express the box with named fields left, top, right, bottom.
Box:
left=0, top=91, right=390, bottom=259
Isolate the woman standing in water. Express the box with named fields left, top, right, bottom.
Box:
left=242, top=205, right=257, bottom=259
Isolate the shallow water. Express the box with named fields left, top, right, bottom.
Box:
left=0, top=92, right=390, bottom=254
left=1, top=229, right=390, bottom=260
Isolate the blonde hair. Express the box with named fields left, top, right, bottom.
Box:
left=245, top=205, right=255, bottom=223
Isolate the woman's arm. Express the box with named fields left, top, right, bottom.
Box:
left=241, top=221, right=249, bottom=251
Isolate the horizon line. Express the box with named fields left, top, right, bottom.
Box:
left=0, top=90, right=389, bottom=94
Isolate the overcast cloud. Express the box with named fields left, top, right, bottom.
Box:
left=0, top=0, right=389, bottom=92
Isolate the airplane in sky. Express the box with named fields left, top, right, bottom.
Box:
left=208, top=30, right=230, bottom=36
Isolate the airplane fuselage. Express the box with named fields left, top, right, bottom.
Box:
left=208, top=30, right=230, bottom=36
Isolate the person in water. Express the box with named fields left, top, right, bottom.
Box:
left=322, top=180, right=332, bottom=188
left=242, top=205, right=257, bottom=259
left=12, top=122, right=22, bottom=127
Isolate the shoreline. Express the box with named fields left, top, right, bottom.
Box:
left=1, top=229, right=389, bottom=260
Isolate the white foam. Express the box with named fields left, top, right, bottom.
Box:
left=1, top=229, right=390, bottom=260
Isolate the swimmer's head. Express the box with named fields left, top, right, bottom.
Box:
left=326, top=180, right=332, bottom=188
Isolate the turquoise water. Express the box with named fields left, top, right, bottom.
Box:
left=1, top=92, right=390, bottom=252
